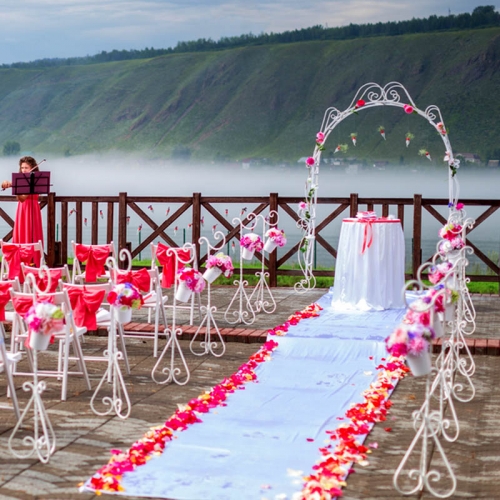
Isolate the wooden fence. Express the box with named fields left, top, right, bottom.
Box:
left=0, top=192, right=498, bottom=287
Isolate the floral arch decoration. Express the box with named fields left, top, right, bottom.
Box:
left=295, top=81, right=461, bottom=293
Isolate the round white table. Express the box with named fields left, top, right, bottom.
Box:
left=331, top=217, right=406, bottom=310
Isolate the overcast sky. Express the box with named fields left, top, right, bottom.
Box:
left=0, top=1, right=497, bottom=64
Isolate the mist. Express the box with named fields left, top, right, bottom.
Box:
left=0, top=153, right=498, bottom=200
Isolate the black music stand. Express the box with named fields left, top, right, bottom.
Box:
left=11, top=171, right=50, bottom=247
left=12, top=171, right=50, bottom=196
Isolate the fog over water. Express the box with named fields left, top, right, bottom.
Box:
left=0, top=154, right=499, bottom=270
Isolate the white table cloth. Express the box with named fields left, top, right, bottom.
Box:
left=331, top=217, right=405, bottom=310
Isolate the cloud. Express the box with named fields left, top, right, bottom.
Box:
left=0, top=0, right=486, bottom=63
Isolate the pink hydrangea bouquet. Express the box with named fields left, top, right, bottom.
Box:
left=205, top=252, right=234, bottom=278
left=438, top=222, right=464, bottom=255
left=428, top=262, right=453, bottom=285
left=240, top=233, right=263, bottom=252
left=265, top=228, right=287, bottom=247
left=107, top=283, right=144, bottom=310
left=176, top=267, right=206, bottom=293
left=25, top=302, right=65, bottom=336
left=385, top=322, right=435, bottom=358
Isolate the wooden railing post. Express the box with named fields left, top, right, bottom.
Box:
left=91, top=201, right=98, bottom=245
left=107, top=202, right=114, bottom=244
left=269, top=193, right=278, bottom=287
left=413, top=194, right=422, bottom=279
left=118, top=192, right=128, bottom=257
left=192, top=193, right=201, bottom=269
left=46, top=192, right=56, bottom=266
left=349, top=193, right=358, bottom=217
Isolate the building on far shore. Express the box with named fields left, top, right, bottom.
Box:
left=457, top=153, right=481, bottom=164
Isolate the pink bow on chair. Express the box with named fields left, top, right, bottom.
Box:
left=0, top=282, right=13, bottom=321
left=74, top=244, right=111, bottom=282
left=155, top=244, right=191, bottom=288
left=115, top=268, right=150, bottom=292
left=65, top=286, right=106, bottom=330
left=2, top=244, right=38, bottom=281
left=23, top=268, right=62, bottom=293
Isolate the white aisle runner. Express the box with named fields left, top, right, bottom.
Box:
left=84, top=290, right=406, bottom=499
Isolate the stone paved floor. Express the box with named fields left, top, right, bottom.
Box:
left=0, top=288, right=498, bottom=499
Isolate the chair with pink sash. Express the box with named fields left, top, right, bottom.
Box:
left=110, top=266, right=168, bottom=358
left=62, top=281, right=130, bottom=375
left=9, top=287, right=91, bottom=401
left=71, top=241, right=116, bottom=284
left=0, top=278, right=22, bottom=420
left=151, top=242, right=201, bottom=326
left=21, top=264, right=71, bottom=293
left=0, top=240, right=45, bottom=282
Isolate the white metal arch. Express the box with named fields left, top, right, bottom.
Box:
left=295, top=81, right=461, bottom=293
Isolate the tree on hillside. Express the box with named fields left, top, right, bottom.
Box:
left=3, top=141, right=20, bottom=156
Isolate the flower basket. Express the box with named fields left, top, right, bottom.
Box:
left=176, top=267, right=205, bottom=301
left=107, top=283, right=144, bottom=312
left=25, top=302, right=65, bottom=351
left=203, top=266, right=223, bottom=284
left=116, top=306, right=132, bottom=324
left=263, top=228, right=287, bottom=253
left=203, top=253, right=233, bottom=282
left=241, top=247, right=255, bottom=260
left=29, top=331, right=51, bottom=351
left=406, top=350, right=432, bottom=377
left=263, top=239, right=278, bottom=253
left=240, top=233, right=263, bottom=260
left=176, top=281, right=192, bottom=302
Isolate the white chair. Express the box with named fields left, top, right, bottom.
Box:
left=9, top=288, right=91, bottom=401
left=0, top=240, right=45, bottom=281
left=0, top=323, right=21, bottom=420
left=62, top=281, right=131, bottom=375
left=71, top=241, right=116, bottom=284
left=21, top=263, right=71, bottom=293
left=110, top=266, right=169, bottom=358
left=150, top=243, right=201, bottom=326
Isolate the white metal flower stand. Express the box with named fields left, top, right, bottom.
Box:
left=8, top=270, right=57, bottom=462
left=190, top=232, right=226, bottom=357
left=90, top=251, right=131, bottom=420
left=224, top=216, right=256, bottom=325
left=248, top=211, right=278, bottom=315
left=8, top=347, right=56, bottom=463
left=152, top=244, right=193, bottom=385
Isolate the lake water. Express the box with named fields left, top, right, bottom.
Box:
left=1, top=155, right=499, bottom=273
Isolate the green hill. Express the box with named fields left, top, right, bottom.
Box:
left=0, top=27, right=499, bottom=163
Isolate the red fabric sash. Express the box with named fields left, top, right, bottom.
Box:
left=2, top=243, right=38, bottom=281
left=65, top=286, right=106, bottom=330
left=361, top=220, right=374, bottom=254
left=155, top=244, right=191, bottom=288
left=74, top=244, right=111, bottom=282
left=23, top=268, right=62, bottom=293
left=115, top=268, right=150, bottom=292
left=0, top=282, right=13, bottom=321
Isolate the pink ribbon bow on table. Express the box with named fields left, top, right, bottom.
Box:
left=360, top=220, right=374, bottom=254
left=65, top=286, right=106, bottom=331
left=115, top=268, right=150, bottom=293
left=155, top=243, right=191, bottom=288
left=74, top=244, right=111, bottom=282
left=23, top=268, right=63, bottom=293
left=2, top=244, right=38, bottom=282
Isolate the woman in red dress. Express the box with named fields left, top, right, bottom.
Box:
left=2, top=157, right=44, bottom=263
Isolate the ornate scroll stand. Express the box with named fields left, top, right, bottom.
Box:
left=9, top=271, right=56, bottom=463
left=90, top=250, right=131, bottom=420
left=248, top=211, right=277, bottom=315
left=190, top=232, right=226, bottom=357
left=224, top=216, right=256, bottom=325
left=152, top=245, right=192, bottom=385
left=394, top=209, right=476, bottom=498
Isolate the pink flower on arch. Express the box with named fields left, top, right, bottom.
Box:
left=306, top=157, right=315, bottom=166
left=403, top=104, right=414, bottom=114
left=355, top=99, right=365, bottom=108
left=316, top=132, right=325, bottom=143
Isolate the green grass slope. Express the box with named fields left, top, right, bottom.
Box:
left=0, top=28, right=498, bottom=162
